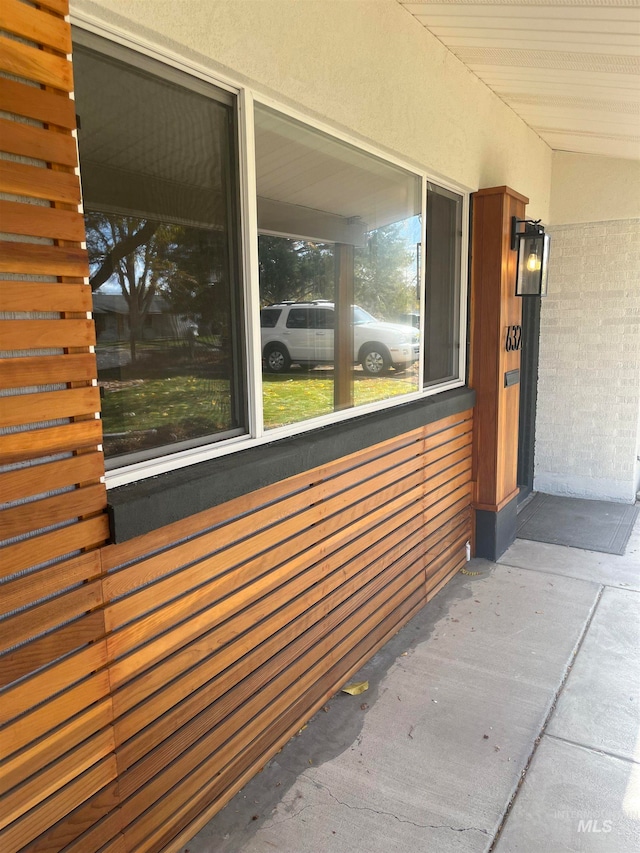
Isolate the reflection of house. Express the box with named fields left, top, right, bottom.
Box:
left=92, top=291, right=176, bottom=341
left=2, top=3, right=638, bottom=853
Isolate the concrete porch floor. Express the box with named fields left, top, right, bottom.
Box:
left=180, top=514, right=640, bottom=853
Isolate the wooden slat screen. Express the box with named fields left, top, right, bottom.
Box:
left=0, top=3, right=475, bottom=850
left=1, top=405, right=472, bottom=852
left=0, top=2, right=112, bottom=851
left=107, top=409, right=473, bottom=853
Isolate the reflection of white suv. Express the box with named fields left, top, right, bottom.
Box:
left=260, top=301, right=419, bottom=375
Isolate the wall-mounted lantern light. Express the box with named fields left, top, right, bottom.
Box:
left=511, top=217, right=550, bottom=297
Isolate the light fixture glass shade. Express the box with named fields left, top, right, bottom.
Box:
left=516, top=232, right=550, bottom=296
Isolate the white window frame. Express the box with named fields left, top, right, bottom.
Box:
left=72, top=12, right=470, bottom=491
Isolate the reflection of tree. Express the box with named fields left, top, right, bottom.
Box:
left=259, top=236, right=333, bottom=305
left=86, top=213, right=166, bottom=362
left=88, top=217, right=159, bottom=292
left=160, top=226, right=230, bottom=338
left=86, top=212, right=231, bottom=363
left=258, top=225, right=418, bottom=321
left=355, top=223, right=417, bottom=320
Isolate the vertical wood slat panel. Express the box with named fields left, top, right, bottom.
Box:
left=0, top=200, right=86, bottom=242
left=0, top=160, right=81, bottom=204
left=0, top=0, right=72, bottom=54
left=0, top=4, right=111, bottom=853
left=0, top=35, right=73, bottom=92
left=0, top=386, right=99, bottom=427
left=0, top=117, right=78, bottom=165
left=0, top=77, right=77, bottom=128
left=0, top=281, right=93, bottom=312
left=0, top=241, right=90, bottom=276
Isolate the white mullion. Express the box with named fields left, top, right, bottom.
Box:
left=238, top=88, right=264, bottom=438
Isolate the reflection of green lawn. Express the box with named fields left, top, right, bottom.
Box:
left=100, top=371, right=418, bottom=437
left=101, top=376, right=231, bottom=433
left=263, top=370, right=417, bottom=429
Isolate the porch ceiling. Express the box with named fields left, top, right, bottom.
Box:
left=398, top=0, right=640, bottom=160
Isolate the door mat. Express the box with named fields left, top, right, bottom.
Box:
left=517, top=493, right=639, bottom=556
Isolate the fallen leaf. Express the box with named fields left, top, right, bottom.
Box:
left=360, top=702, right=369, bottom=710
left=322, top=705, right=330, bottom=713
left=341, top=680, right=369, bottom=696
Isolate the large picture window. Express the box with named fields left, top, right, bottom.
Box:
left=74, top=39, right=245, bottom=467
left=73, top=32, right=466, bottom=483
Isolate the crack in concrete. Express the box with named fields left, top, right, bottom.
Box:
left=267, top=802, right=311, bottom=827
left=271, top=779, right=490, bottom=836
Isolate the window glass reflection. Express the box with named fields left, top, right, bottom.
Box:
left=255, top=105, right=421, bottom=429
left=75, top=43, right=244, bottom=465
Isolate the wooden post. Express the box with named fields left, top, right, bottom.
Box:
left=469, top=186, right=527, bottom=559
left=334, top=243, right=354, bottom=411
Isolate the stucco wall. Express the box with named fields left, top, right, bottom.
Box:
left=550, top=152, right=640, bottom=226
left=72, top=0, right=551, bottom=217
left=534, top=218, right=640, bottom=503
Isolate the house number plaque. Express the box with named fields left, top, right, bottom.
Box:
left=505, top=324, right=522, bottom=352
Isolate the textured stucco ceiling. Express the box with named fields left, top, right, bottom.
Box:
left=398, top=0, right=640, bottom=160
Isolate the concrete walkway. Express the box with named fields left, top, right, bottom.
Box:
left=181, top=515, right=640, bottom=853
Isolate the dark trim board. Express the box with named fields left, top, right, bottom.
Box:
left=475, top=492, right=518, bottom=561
left=108, top=387, right=475, bottom=542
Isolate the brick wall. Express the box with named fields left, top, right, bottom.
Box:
left=534, top=218, right=640, bottom=503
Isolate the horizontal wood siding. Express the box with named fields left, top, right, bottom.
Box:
left=1, top=407, right=473, bottom=852
left=112, top=410, right=472, bottom=853
left=0, top=4, right=475, bottom=850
